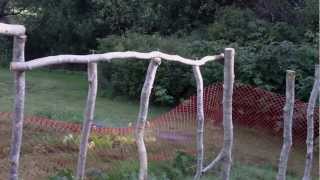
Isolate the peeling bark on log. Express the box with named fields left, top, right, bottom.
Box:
left=9, top=35, right=26, bottom=180
left=10, top=52, right=223, bottom=71
left=76, top=63, right=98, bottom=180
left=136, top=58, right=161, bottom=180
left=276, top=70, right=295, bottom=180
left=0, top=23, right=25, bottom=36
left=303, top=64, right=320, bottom=180
left=202, top=48, right=235, bottom=180
left=193, top=65, right=204, bottom=180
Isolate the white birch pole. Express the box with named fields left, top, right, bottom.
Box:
left=0, top=23, right=26, bottom=36
left=276, top=70, right=295, bottom=180
left=193, top=65, right=204, bottom=180
left=9, top=35, right=26, bottom=180
left=303, top=64, right=320, bottom=180
left=202, top=48, right=235, bottom=180
left=136, top=58, right=161, bottom=180
left=76, top=63, right=98, bottom=180
left=10, top=52, right=223, bottom=70
left=221, top=48, right=235, bottom=180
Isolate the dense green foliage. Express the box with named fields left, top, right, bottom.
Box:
left=0, top=0, right=318, bottom=104
left=97, top=7, right=318, bottom=104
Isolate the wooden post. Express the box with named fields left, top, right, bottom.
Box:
left=276, top=70, right=295, bottom=180
left=136, top=58, right=161, bottom=180
left=303, top=64, right=320, bottom=180
left=193, top=65, right=204, bottom=180
left=221, top=48, right=235, bottom=180
left=201, top=48, right=235, bottom=180
left=76, top=63, right=98, bottom=180
left=9, top=35, right=26, bottom=180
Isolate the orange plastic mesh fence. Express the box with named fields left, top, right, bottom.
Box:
left=0, top=83, right=318, bottom=178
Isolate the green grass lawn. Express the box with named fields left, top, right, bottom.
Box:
left=0, top=67, right=169, bottom=126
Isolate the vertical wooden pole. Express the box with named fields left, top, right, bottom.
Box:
left=303, top=64, right=320, bottom=180
left=193, top=65, right=204, bottom=180
left=276, top=70, right=295, bottom=180
left=221, top=48, right=235, bottom=180
left=136, top=58, right=161, bottom=180
left=202, top=49, right=235, bottom=180
left=9, top=35, right=26, bottom=180
left=76, top=63, right=98, bottom=180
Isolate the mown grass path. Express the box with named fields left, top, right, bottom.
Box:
left=0, top=67, right=168, bottom=126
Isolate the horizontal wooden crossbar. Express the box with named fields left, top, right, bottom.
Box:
left=10, top=51, right=224, bottom=71
left=0, top=23, right=26, bottom=36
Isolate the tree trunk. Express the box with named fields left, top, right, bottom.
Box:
left=76, top=63, right=98, bottom=180
left=136, top=58, right=161, bottom=180
left=303, top=64, right=320, bottom=180
left=193, top=65, right=204, bottom=180
left=276, top=70, right=295, bottom=180
left=9, top=35, right=26, bottom=180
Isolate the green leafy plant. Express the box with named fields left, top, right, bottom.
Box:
left=49, top=169, right=74, bottom=180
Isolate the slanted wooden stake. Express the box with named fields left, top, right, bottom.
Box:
left=276, top=70, right=295, bottom=180
left=303, top=64, right=320, bottom=180
left=202, top=48, right=235, bottom=180
left=76, top=63, right=98, bottom=180
left=136, top=58, right=161, bottom=180
left=9, top=35, right=26, bottom=180
left=193, top=65, right=204, bottom=180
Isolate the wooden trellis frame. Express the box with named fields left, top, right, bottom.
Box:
left=0, top=23, right=236, bottom=180
left=3, top=22, right=318, bottom=180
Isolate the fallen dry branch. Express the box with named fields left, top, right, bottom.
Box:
left=10, top=51, right=224, bottom=71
